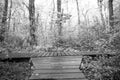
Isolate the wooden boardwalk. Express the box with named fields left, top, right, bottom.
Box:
left=0, top=50, right=115, bottom=59
left=0, top=50, right=115, bottom=80
left=29, top=56, right=88, bottom=80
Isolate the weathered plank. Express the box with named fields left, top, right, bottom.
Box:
left=77, top=51, right=116, bottom=56
left=50, top=52, right=54, bottom=57
left=0, top=51, right=115, bottom=59
left=63, top=52, right=69, bottom=56
left=37, top=52, right=45, bottom=57
left=33, top=65, right=80, bottom=70
left=30, top=55, right=86, bottom=80
left=33, top=68, right=82, bottom=74
left=30, top=73, right=86, bottom=79
left=41, top=52, right=48, bottom=57
left=61, top=52, right=66, bottom=56
left=31, top=58, right=81, bottom=69
left=55, top=79, right=88, bottom=80
left=32, top=60, right=81, bottom=64
left=31, top=52, right=42, bottom=57
left=30, top=79, right=87, bottom=80
left=31, top=56, right=82, bottom=61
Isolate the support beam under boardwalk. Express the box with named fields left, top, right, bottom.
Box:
left=29, top=56, right=88, bottom=80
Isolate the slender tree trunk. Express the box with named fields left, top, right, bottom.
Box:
left=108, top=0, right=114, bottom=30
left=76, top=0, right=80, bottom=25
left=97, top=0, right=105, bottom=28
left=2, top=0, right=8, bottom=25
left=8, top=0, right=12, bottom=31
left=57, top=0, right=62, bottom=36
left=29, top=0, right=37, bottom=46
left=66, top=0, right=68, bottom=12
left=1, top=0, right=8, bottom=41
left=50, top=0, right=55, bottom=30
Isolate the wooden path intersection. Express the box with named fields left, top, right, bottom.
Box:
left=29, top=51, right=114, bottom=80
left=0, top=50, right=115, bottom=80
left=30, top=55, right=86, bottom=80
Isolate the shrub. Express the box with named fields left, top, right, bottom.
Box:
left=4, top=35, right=25, bottom=49
left=0, top=62, right=31, bottom=80
left=109, top=32, right=120, bottom=50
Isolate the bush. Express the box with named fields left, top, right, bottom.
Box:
left=0, top=62, right=31, bottom=80
left=109, top=32, right=120, bottom=50
left=4, top=35, right=25, bottom=49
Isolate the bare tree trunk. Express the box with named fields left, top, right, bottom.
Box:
left=57, top=0, right=62, bottom=36
left=66, top=0, right=68, bottom=12
left=97, top=0, right=105, bottom=28
left=8, top=0, right=12, bottom=31
left=29, top=0, right=37, bottom=46
left=1, top=0, right=8, bottom=41
left=108, top=0, right=114, bottom=30
left=50, top=0, right=55, bottom=30
left=75, top=0, right=80, bottom=25
left=2, top=0, right=8, bottom=25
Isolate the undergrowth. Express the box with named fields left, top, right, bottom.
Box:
left=0, top=61, right=31, bottom=80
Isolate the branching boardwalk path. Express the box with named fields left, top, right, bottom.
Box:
left=0, top=50, right=115, bottom=80
left=29, top=55, right=87, bottom=80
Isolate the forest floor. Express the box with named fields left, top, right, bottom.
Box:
left=81, top=55, right=120, bottom=80
left=0, top=61, right=31, bottom=80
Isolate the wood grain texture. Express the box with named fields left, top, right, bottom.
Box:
left=30, top=56, right=87, bottom=80
left=30, top=73, right=86, bottom=79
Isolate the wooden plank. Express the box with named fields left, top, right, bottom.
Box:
left=37, top=52, right=45, bottom=57
left=49, top=52, right=54, bottom=57
left=73, top=52, right=79, bottom=56
left=65, top=52, right=71, bottom=56
left=31, top=56, right=82, bottom=60
left=30, top=78, right=88, bottom=80
left=63, top=52, right=69, bottom=56
left=33, top=62, right=80, bottom=66
left=66, top=52, right=71, bottom=56
left=33, top=61, right=81, bottom=66
left=0, top=51, right=115, bottom=59
left=31, top=60, right=82, bottom=66
left=56, top=79, right=88, bottom=80
left=50, top=52, right=54, bottom=56
left=41, top=52, right=49, bottom=57
left=33, top=68, right=82, bottom=74
left=77, top=51, right=115, bottom=56
left=31, top=56, right=82, bottom=62
left=30, top=73, right=86, bottom=79
left=33, top=64, right=80, bottom=69
left=45, top=52, right=51, bottom=57
left=32, top=65, right=79, bottom=69
left=31, top=52, right=39, bottom=57
left=68, top=52, right=77, bottom=56
left=32, top=63, right=81, bottom=67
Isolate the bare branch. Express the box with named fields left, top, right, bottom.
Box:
left=22, top=2, right=29, bottom=10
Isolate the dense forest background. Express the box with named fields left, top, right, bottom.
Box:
left=0, top=0, right=119, bottom=50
